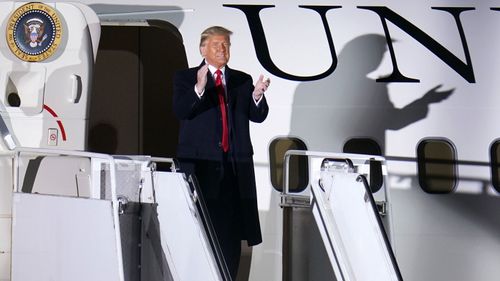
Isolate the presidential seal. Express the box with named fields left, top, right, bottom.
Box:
left=6, top=2, right=62, bottom=62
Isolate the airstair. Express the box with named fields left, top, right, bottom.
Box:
left=9, top=147, right=230, bottom=281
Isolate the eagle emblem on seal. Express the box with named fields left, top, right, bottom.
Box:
left=24, top=18, right=48, bottom=48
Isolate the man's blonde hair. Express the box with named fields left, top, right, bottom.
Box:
left=199, top=26, right=233, bottom=47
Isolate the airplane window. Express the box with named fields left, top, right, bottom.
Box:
left=343, top=138, right=382, bottom=156
left=489, top=140, right=500, bottom=193
left=343, top=138, right=383, bottom=192
left=269, top=137, right=308, bottom=192
left=417, top=139, right=457, bottom=193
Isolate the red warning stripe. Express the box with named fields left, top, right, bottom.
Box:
left=43, top=104, right=67, bottom=141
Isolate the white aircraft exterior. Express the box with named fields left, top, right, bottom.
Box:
left=1, top=1, right=500, bottom=280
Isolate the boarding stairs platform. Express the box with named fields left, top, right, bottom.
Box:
left=6, top=147, right=230, bottom=281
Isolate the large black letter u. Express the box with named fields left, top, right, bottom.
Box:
left=224, top=5, right=341, bottom=81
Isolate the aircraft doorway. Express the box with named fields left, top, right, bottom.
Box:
left=88, top=22, right=187, bottom=157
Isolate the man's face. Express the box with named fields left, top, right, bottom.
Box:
left=200, top=34, right=230, bottom=69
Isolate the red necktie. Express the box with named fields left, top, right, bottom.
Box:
left=215, top=69, right=229, bottom=152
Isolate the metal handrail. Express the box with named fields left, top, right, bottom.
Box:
left=283, top=149, right=386, bottom=196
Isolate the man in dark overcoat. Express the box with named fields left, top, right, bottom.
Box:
left=173, top=26, right=270, bottom=280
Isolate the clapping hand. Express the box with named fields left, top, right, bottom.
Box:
left=253, top=74, right=270, bottom=101
left=196, top=64, right=209, bottom=93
